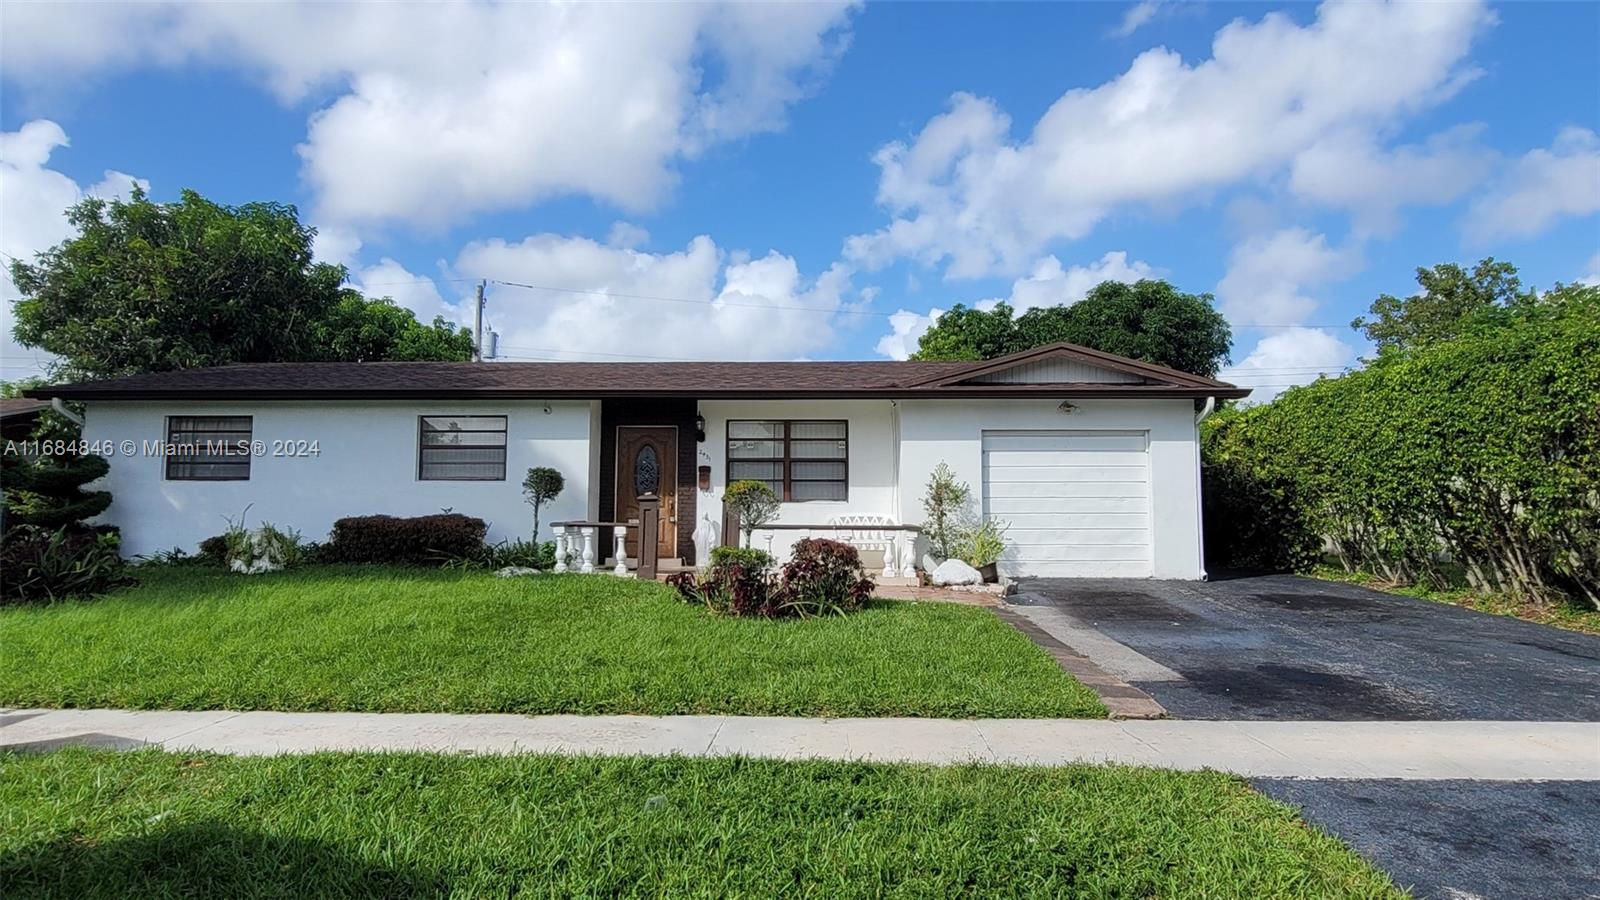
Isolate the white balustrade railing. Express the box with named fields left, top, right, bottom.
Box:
left=550, top=522, right=631, bottom=577
left=744, top=519, right=919, bottom=579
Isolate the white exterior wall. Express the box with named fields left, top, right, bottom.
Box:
left=81, top=400, right=595, bottom=558
left=896, top=399, right=1203, bottom=579
left=696, top=400, right=897, bottom=563
left=81, top=394, right=1204, bottom=578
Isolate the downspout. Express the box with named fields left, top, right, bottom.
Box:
left=889, top=400, right=902, bottom=523
left=1192, top=396, right=1214, bottom=581
left=51, top=397, right=84, bottom=428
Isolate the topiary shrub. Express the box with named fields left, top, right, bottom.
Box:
left=0, top=525, right=134, bottom=605
left=325, top=513, right=487, bottom=565
left=723, top=480, right=780, bottom=546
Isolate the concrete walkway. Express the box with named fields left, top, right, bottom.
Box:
left=4, top=709, right=1596, bottom=780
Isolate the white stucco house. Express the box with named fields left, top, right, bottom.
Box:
left=28, top=343, right=1248, bottom=579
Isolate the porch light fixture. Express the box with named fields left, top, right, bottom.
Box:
left=1056, top=401, right=1078, bottom=415
left=695, top=412, right=706, bottom=442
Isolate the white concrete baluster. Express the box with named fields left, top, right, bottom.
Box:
left=613, top=525, right=628, bottom=576
left=897, top=531, right=916, bottom=578
left=763, top=532, right=774, bottom=559
left=580, top=527, right=596, bottom=574
left=881, top=531, right=896, bottom=579
left=552, top=526, right=568, bottom=573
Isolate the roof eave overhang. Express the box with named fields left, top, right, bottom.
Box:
left=31, top=386, right=1251, bottom=401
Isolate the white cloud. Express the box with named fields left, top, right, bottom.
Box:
left=980, top=251, right=1155, bottom=314
left=311, top=225, right=363, bottom=268
left=2, top=1, right=857, bottom=230
left=1216, top=228, right=1355, bottom=327
left=873, top=250, right=1155, bottom=360
left=875, top=308, right=943, bottom=361
left=1221, top=327, right=1357, bottom=403
left=449, top=233, right=855, bottom=361
left=1110, top=1, right=1164, bottom=38
left=1289, top=124, right=1496, bottom=233
left=1580, top=253, right=1600, bottom=287
left=349, top=259, right=456, bottom=325
left=0, top=120, right=148, bottom=380
left=1464, top=127, right=1600, bottom=243
left=845, top=0, right=1492, bottom=278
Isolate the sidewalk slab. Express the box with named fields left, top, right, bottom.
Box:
left=3, top=709, right=1596, bottom=781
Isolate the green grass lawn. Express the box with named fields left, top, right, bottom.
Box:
left=0, top=566, right=1104, bottom=718
left=0, top=749, right=1400, bottom=898
left=1312, top=565, right=1600, bottom=636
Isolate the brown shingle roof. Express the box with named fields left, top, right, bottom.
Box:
left=26, top=345, right=1249, bottom=401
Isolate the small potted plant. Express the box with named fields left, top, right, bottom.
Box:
left=960, top=518, right=1008, bottom=583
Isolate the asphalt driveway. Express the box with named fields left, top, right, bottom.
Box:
left=1012, top=573, right=1600, bottom=721
left=1009, top=574, right=1600, bottom=899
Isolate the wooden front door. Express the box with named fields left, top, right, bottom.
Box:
left=616, top=426, right=677, bottom=561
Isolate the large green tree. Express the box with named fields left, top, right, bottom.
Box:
left=1350, top=258, right=1537, bottom=354
left=9, top=188, right=473, bottom=379
left=911, top=279, right=1232, bottom=377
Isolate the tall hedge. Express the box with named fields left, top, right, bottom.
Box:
left=1203, top=285, right=1599, bottom=609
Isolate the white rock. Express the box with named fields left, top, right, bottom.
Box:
left=495, top=566, right=540, bottom=578
left=931, top=558, right=983, bottom=586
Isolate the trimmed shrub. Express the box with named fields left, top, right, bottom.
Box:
left=1, top=525, right=134, bottom=604
left=325, top=513, right=487, bottom=565
left=1200, top=456, right=1321, bottom=573
left=779, top=538, right=874, bottom=618
left=709, top=545, right=775, bottom=572
left=198, top=535, right=229, bottom=565
left=1203, top=285, right=1599, bottom=608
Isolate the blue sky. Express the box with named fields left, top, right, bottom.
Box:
left=2, top=1, right=1597, bottom=398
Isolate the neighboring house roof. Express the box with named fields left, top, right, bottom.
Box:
left=0, top=398, right=50, bottom=419
left=25, top=343, right=1250, bottom=401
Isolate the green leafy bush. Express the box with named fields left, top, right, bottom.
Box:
left=957, top=518, right=1009, bottom=568
left=921, top=462, right=971, bottom=560
left=325, top=513, right=487, bottom=565
left=1, top=452, right=112, bottom=532
left=441, top=538, right=556, bottom=571
left=198, top=534, right=229, bottom=565
left=0, top=525, right=133, bottom=604
left=1204, top=284, right=1599, bottom=608
left=709, top=545, right=775, bottom=572
left=723, top=480, right=780, bottom=544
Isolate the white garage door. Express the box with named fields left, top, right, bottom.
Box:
left=981, top=430, right=1152, bottom=578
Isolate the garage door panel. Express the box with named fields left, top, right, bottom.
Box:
left=986, top=496, right=1149, bottom=514
left=985, top=481, right=1148, bottom=499
left=985, top=452, right=1154, bottom=469
left=985, top=464, right=1148, bottom=484
left=982, top=429, right=1152, bottom=578
left=1008, top=560, right=1152, bottom=577
left=1004, top=544, right=1150, bottom=562
left=1002, top=514, right=1150, bottom=531
left=982, top=433, right=1145, bottom=452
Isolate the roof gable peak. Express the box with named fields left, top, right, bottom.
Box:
left=899, top=342, right=1228, bottom=389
